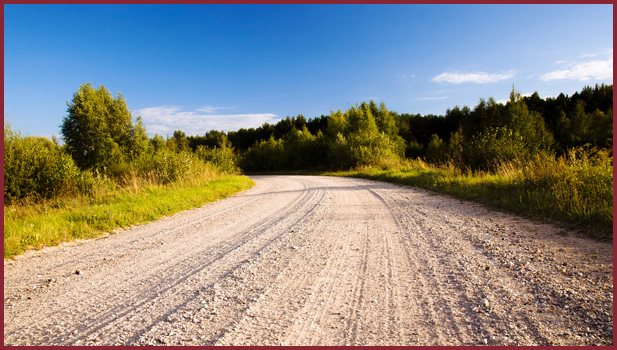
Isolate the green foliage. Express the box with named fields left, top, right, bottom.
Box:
left=237, top=126, right=328, bottom=172
left=322, top=102, right=403, bottom=170
left=150, top=134, right=166, bottom=152
left=239, top=136, right=286, bottom=172
left=6, top=84, right=242, bottom=206
left=405, top=140, right=424, bottom=159
left=451, top=88, right=557, bottom=171
left=150, top=150, right=196, bottom=184
left=171, top=130, right=190, bottom=152
left=188, top=130, right=228, bottom=150
left=504, top=88, right=555, bottom=152
left=4, top=122, right=100, bottom=203
left=129, top=147, right=213, bottom=185
left=195, top=135, right=240, bottom=174
left=463, top=126, right=531, bottom=171
left=196, top=85, right=611, bottom=174
left=61, top=83, right=148, bottom=175
left=332, top=147, right=612, bottom=238
left=283, top=126, right=324, bottom=170
left=327, top=132, right=353, bottom=170
left=325, top=110, right=348, bottom=139
left=519, top=146, right=613, bottom=231
left=556, top=100, right=613, bottom=150
left=370, top=101, right=400, bottom=138
left=424, top=134, right=449, bottom=164
left=4, top=175, right=254, bottom=258
left=446, top=130, right=465, bottom=168
left=460, top=97, right=505, bottom=139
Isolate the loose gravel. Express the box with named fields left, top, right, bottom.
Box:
left=3, top=175, right=613, bottom=346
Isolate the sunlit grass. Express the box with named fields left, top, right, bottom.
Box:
left=4, top=175, right=254, bottom=259
left=327, top=150, right=613, bottom=239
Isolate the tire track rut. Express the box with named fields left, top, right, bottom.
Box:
left=4, top=175, right=612, bottom=346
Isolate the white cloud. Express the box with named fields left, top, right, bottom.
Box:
left=541, top=50, right=613, bottom=82
left=432, top=70, right=515, bottom=84
left=195, top=106, right=235, bottom=114
left=133, top=106, right=278, bottom=136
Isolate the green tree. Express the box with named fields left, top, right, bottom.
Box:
left=172, top=130, right=190, bottom=152
left=460, top=97, right=505, bottom=139
left=325, top=110, right=348, bottom=139
left=369, top=100, right=398, bottom=137
left=504, top=88, right=555, bottom=153
left=60, top=83, right=147, bottom=174
left=283, top=126, right=319, bottom=169
left=425, top=134, right=449, bottom=164
left=195, top=134, right=239, bottom=174
left=131, top=116, right=150, bottom=157
left=323, top=103, right=402, bottom=169
left=239, top=136, right=286, bottom=172
left=150, top=134, right=167, bottom=152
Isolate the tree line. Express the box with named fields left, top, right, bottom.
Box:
left=180, top=83, right=612, bottom=172
left=4, top=83, right=612, bottom=203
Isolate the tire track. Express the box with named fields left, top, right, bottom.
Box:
left=220, top=179, right=366, bottom=346
left=364, top=181, right=602, bottom=345
left=5, top=176, right=319, bottom=345
left=4, top=175, right=612, bottom=346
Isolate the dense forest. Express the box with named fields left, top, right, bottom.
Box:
left=179, top=84, right=612, bottom=172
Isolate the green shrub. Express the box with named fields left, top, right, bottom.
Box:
left=425, top=134, right=449, bottom=164
left=239, top=136, right=286, bottom=172
left=519, top=146, right=613, bottom=230
left=348, top=132, right=402, bottom=169
left=143, top=149, right=196, bottom=184
left=463, top=126, right=531, bottom=171
left=4, top=123, right=88, bottom=203
left=196, top=144, right=239, bottom=174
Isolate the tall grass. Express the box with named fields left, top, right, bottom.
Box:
left=329, top=147, right=613, bottom=238
left=4, top=122, right=255, bottom=259
left=4, top=172, right=254, bottom=258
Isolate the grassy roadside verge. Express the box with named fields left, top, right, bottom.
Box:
left=4, top=175, right=254, bottom=259
left=324, top=157, right=612, bottom=239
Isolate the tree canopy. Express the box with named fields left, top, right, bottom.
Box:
left=61, top=83, right=148, bottom=174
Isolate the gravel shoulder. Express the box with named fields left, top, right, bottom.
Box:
left=3, top=175, right=613, bottom=346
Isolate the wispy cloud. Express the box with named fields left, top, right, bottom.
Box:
left=195, top=106, right=235, bottom=114
left=432, top=70, right=515, bottom=84
left=541, top=50, right=613, bottom=82
left=134, top=106, right=278, bottom=136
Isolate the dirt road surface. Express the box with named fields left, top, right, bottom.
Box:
left=4, top=175, right=613, bottom=346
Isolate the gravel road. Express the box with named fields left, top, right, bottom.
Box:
left=3, top=175, right=613, bottom=346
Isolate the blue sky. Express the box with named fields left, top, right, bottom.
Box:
left=4, top=4, right=613, bottom=138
